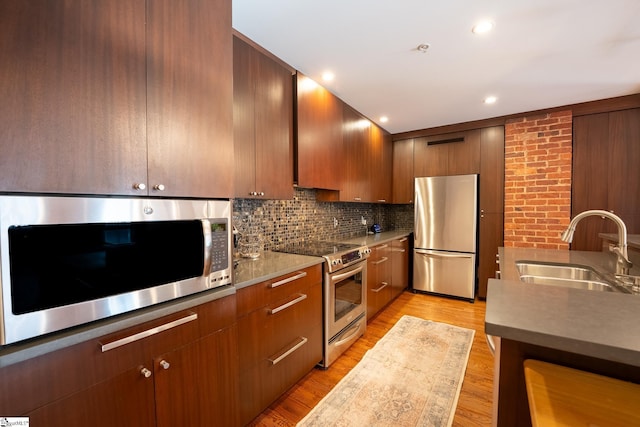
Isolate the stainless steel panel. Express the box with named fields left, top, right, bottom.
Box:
left=413, top=249, right=476, bottom=299
left=323, top=312, right=366, bottom=368
left=414, top=174, right=478, bottom=253
left=325, top=261, right=367, bottom=339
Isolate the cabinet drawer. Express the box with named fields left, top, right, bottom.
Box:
left=237, top=264, right=321, bottom=316
left=239, top=323, right=322, bottom=425
left=238, top=281, right=321, bottom=368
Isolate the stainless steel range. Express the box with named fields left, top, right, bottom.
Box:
left=275, top=241, right=370, bottom=367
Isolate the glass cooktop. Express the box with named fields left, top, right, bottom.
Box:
left=274, top=241, right=361, bottom=257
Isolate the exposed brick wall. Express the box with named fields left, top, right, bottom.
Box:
left=504, top=111, right=573, bottom=249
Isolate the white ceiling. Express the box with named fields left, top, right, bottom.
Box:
left=232, top=0, right=640, bottom=135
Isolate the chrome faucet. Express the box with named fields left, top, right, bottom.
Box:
left=561, top=210, right=632, bottom=275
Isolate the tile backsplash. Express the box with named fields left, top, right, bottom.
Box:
left=233, top=188, right=413, bottom=251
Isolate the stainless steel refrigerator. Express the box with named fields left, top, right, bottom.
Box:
left=413, top=174, right=478, bottom=300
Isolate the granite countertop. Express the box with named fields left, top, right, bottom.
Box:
left=233, top=251, right=324, bottom=289
left=341, top=230, right=412, bottom=247
left=485, top=246, right=640, bottom=367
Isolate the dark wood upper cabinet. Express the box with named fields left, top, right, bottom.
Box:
left=0, top=0, right=233, bottom=198
left=413, top=131, right=479, bottom=178
left=0, top=0, right=147, bottom=195
left=295, top=72, right=343, bottom=190
left=233, top=36, right=293, bottom=200
left=340, top=105, right=370, bottom=201
left=414, top=137, right=448, bottom=177
left=392, top=138, right=415, bottom=204
left=449, top=129, right=480, bottom=175
left=146, top=0, right=233, bottom=198
left=369, top=123, right=393, bottom=203
left=479, top=126, right=505, bottom=214
left=320, top=105, right=392, bottom=203
left=572, top=108, right=640, bottom=251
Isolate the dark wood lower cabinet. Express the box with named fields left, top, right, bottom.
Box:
left=27, top=365, right=156, bottom=427
left=367, top=243, right=393, bottom=320
left=478, top=213, right=504, bottom=299
left=368, top=237, right=410, bottom=320
left=237, top=265, right=323, bottom=426
left=3, top=295, right=239, bottom=427
left=391, top=237, right=410, bottom=299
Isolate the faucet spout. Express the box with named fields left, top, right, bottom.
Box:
left=561, top=210, right=631, bottom=275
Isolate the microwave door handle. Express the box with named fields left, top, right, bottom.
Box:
left=331, top=264, right=365, bottom=284
left=201, top=219, right=212, bottom=277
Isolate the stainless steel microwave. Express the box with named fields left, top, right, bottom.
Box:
left=0, top=195, right=232, bottom=346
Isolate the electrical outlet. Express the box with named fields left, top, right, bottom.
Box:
left=361, top=216, right=367, bottom=226
left=333, top=217, right=338, bottom=228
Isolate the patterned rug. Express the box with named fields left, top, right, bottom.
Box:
left=297, top=315, right=475, bottom=427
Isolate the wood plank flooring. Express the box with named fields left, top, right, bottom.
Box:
left=248, top=290, right=494, bottom=426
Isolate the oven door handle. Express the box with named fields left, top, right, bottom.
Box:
left=334, top=321, right=363, bottom=347
left=331, top=264, right=365, bottom=284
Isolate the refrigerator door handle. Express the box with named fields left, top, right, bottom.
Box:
left=415, top=249, right=474, bottom=258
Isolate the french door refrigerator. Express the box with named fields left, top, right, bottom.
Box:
left=413, top=174, right=478, bottom=301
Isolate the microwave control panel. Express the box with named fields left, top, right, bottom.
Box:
left=208, top=219, right=231, bottom=286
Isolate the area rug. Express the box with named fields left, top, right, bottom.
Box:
left=297, top=315, right=475, bottom=427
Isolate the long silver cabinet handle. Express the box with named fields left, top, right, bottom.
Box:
left=270, top=271, right=307, bottom=288
left=398, top=237, right=408, bottom=243
left=372, top=256, right=389, bottom=265
left=268, top=336, right=308, bottom=365
left=99, top=312, right=198, bottom=352
left=376, top=244, right=389, bottom=250
left=268, top=293, right=308, bottom=315
left=372, top=281, right=389, bottom=293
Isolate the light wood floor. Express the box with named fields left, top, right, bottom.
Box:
left=249, top=290, right=494, bottom=426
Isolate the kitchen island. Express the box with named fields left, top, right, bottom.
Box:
left=485, top=246, right=640, bottom=426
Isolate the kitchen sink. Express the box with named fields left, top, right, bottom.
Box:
left=515, top=260, right=623, bottom=292
left=518, top=274, right=616, bottom=292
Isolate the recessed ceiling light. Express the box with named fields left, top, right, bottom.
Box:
left=416, top=43, right=430, bottom=53
left=484, top=96, right=497, bottom=104
left=472, top=20, right=494, bottom=34
left=322, top=71, right=335, bottom=82
left=379, top=116, right=389, bottom=123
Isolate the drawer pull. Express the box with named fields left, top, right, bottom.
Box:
left=140, top=367, right=152, bottom=378
left=268, top=336, right=308, bottom=365
left=372, top=256, right=389, bottom=265
left=372, top=281, right=389, bottom=293
left=99, top=312, right=198, bottom=352
left=270, top=271, right=307, bottom=288
left=376, top=244, right=389, bottom=250
left=398, top=237, right=408, bottom=243
left=268, top=293, right=307, bottom=315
